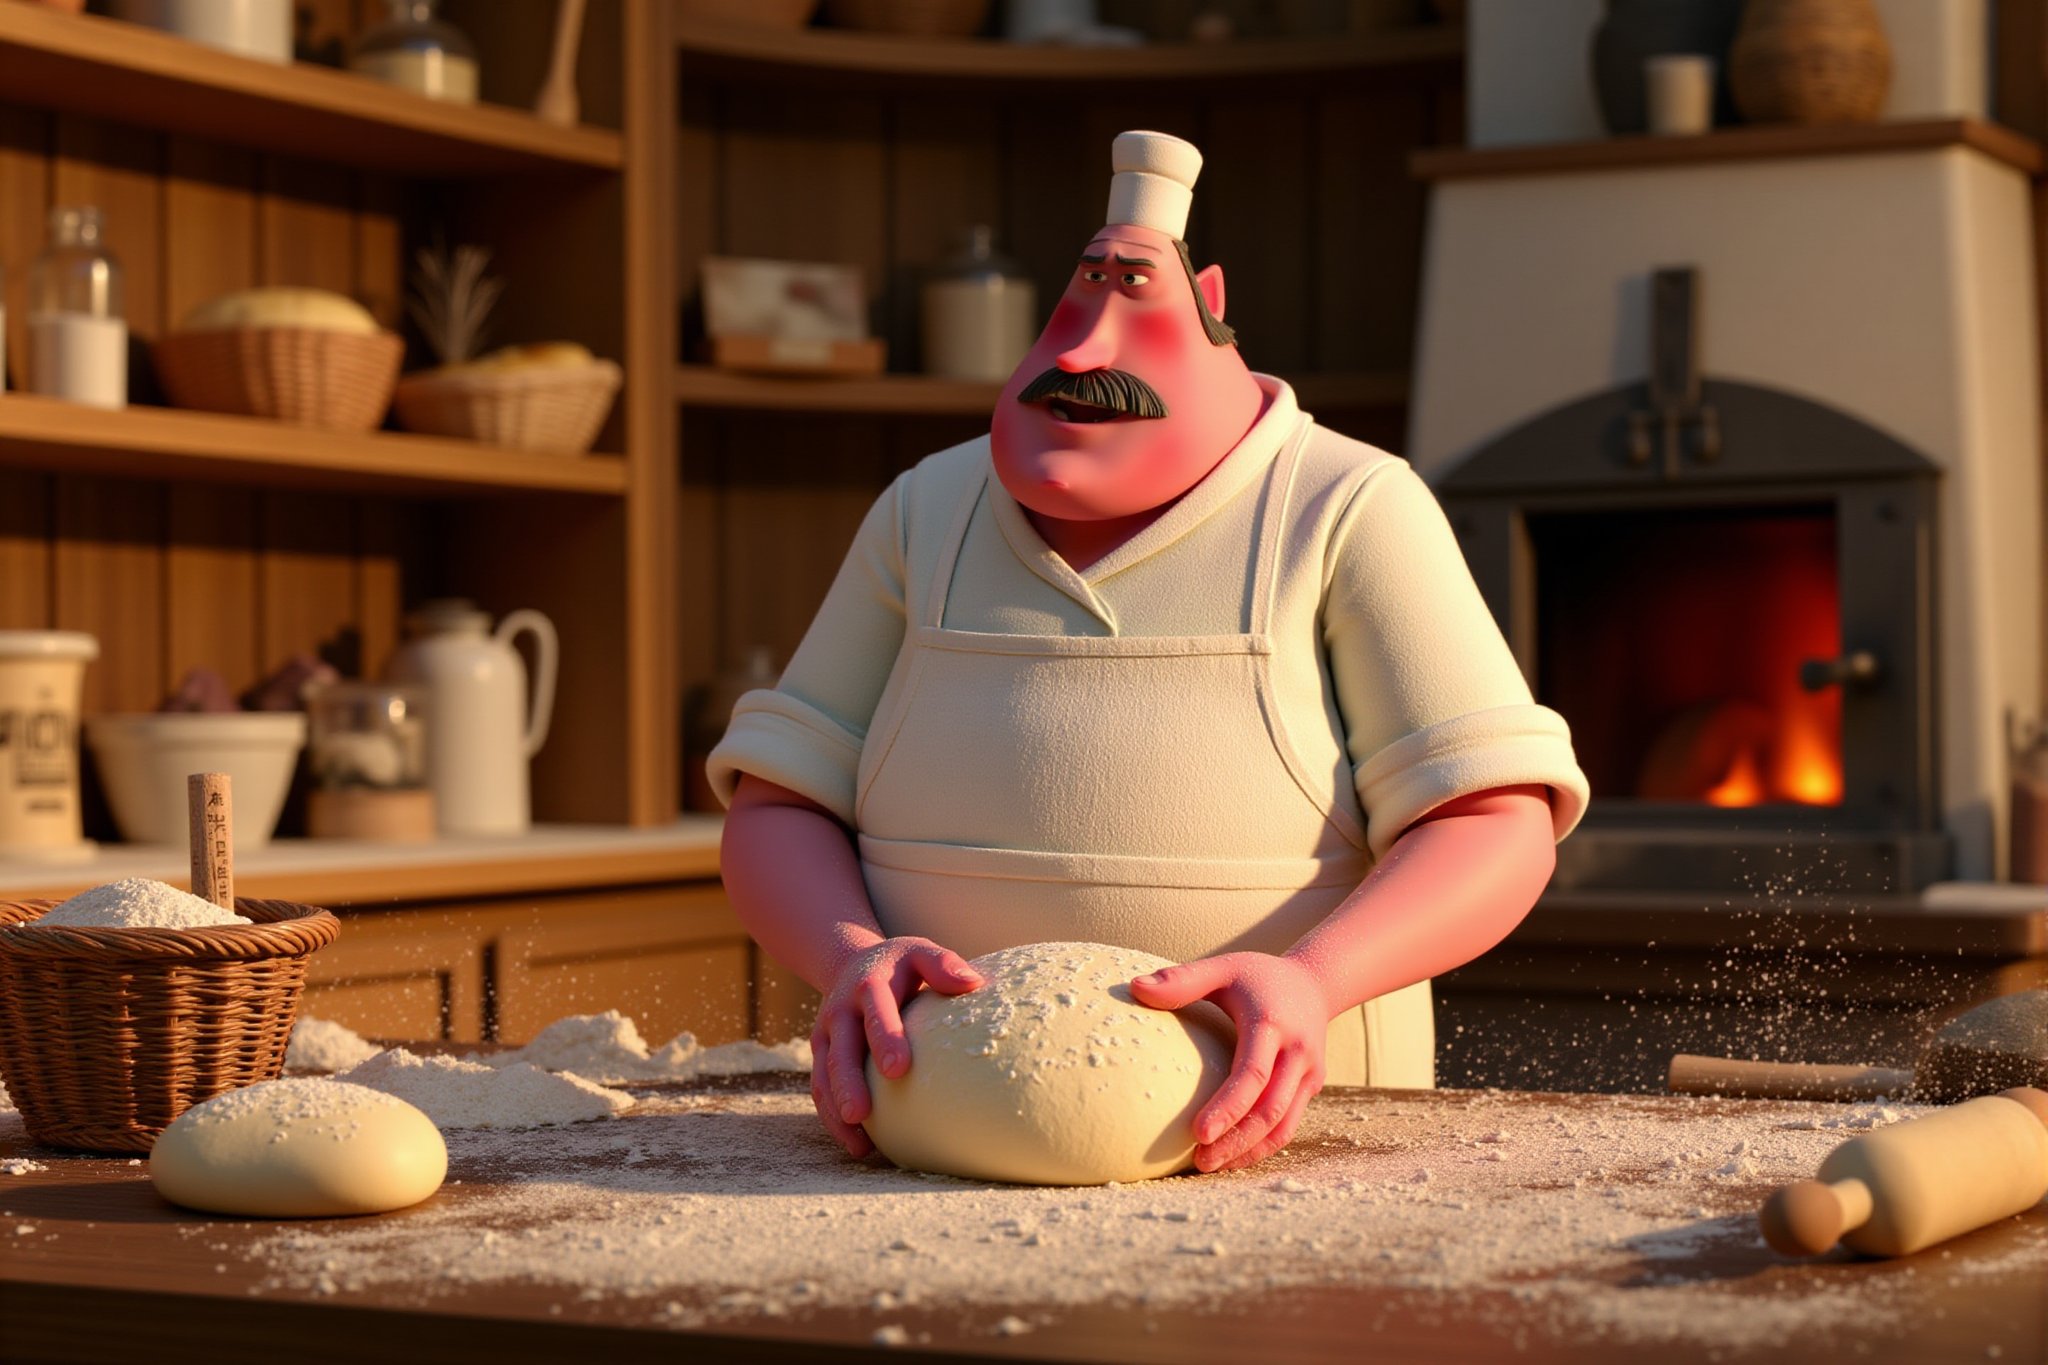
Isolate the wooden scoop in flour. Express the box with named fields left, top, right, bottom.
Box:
left=187, top=771, right=234, bottom=910
left=1668, top=988, right=2048, bottom=1103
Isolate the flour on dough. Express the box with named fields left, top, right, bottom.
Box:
left=861, top=941, right=1234, bottom=1186
left=149, top=1078, right=446, bottom=1218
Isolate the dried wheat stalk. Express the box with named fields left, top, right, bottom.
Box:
left=407, top=242, right=504, bottom=366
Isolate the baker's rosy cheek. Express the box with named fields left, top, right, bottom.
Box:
left=1125, top=305, right=1192, bottom=355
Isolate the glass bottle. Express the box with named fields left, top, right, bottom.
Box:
left=29, top=206, right=126, bottom=411
left=919, top=225, right=1038, bottom=383
left=348, top=0, right=479, bottom=105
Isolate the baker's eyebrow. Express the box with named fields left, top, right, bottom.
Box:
left=1079, top=251, right=1108, bottom=264
left=1113, top=254, right=1157, bottom=267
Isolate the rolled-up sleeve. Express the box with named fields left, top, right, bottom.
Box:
left=705, top=473, right=910, bottom=823
left=1324, top=462, right=1590, bottom=859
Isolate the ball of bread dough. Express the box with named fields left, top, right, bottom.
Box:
left=180, top=287, right=380, bottom=335
left=150, top=1078, right=446, bottom=1217
left=862, top=941, right=1235, bottom=1186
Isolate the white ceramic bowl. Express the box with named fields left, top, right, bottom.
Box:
left=85, top=713, right=306, bottom=849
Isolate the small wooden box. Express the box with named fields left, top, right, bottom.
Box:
left=704, top=334, right=887, bottom=376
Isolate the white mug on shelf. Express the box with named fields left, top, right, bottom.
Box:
left=1645, top=54, right=1716, bottom=137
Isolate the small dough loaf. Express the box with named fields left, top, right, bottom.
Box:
left=862, top=942, right=1234, bottom=1186
left=181, top=287, right=380, bottom=335
left=150, top=1078, right=446, bottom=1217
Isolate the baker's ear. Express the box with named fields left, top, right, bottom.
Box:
left=1196, top=263, right=1226, bottom=321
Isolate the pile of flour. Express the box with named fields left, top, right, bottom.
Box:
left=340, top=1050, right=633, bottom=1130
left=32, top=878, right=249, bottom=929
left=472, top=1010, right=810, bottom=1084
left=285, top=1018, right=381, bottom=1073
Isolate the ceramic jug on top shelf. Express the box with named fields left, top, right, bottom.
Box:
left=386, top=599, right=557, bottom=836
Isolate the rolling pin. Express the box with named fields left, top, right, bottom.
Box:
left=1758, top=1086, right=2048, bottom=1258
left=1669, top=988, right=2048, bottom=1102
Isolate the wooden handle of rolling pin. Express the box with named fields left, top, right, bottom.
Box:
left=1667, top=1054, right=1913, bottom=1101
left=1759, top=1087, right=2048, bottom=1257
left=187, top=771, right=234, bottom=910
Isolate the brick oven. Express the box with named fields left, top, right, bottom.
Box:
left=1405, top=121, right=2047, bottom=1089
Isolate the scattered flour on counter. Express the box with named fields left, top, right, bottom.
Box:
left=241, top=1087, right=2034, bottom=1355
left=473, top=1010, right=810, bottom=1084
left=285, top=1018, right=381, bottom=1074
left=31, top=878, right=250, bottom=929
left=2, top=1157, right=45, bottom=1175
left=342, top=1049, right=633, bottom=1130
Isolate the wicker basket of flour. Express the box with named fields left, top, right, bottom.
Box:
left=154, top=287, right=403, bottom=432
left=0, top=880, right=338, bottom=1152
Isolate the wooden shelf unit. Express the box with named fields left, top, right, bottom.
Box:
left=1412, top=116, right=2045, bottom=181
left=0, top=395, right=628, bottom=498
left=675, top=19, right=1464, bottom=87
left=0, top=4, right=622, bottom=176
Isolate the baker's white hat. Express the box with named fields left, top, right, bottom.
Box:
left=1106, top=130, right=1202, bottom=239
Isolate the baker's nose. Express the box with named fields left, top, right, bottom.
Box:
left=1054, top=296, right=1119, bottom=373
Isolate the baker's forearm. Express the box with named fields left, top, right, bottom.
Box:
left=1283, top=784, right=1556, bottom=1016
left=720, top=774, right=887, bottom=992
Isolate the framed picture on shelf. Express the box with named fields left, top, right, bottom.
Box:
left=699, top=256, right=885, bottom=376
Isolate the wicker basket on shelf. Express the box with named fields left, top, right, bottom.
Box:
left=824, top=0, right=988, bottom=37
left=392, top=359, right=623, bottom=455
left=0, top=897, right=340, bottom=1152
left=154, top=327, right=403, bottom=432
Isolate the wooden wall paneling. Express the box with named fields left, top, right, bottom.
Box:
left=162, top=138, right=257, bottom=323
left=1198, top=96, right=1313, bottom=374
left=52, top=476, right=163, bottom=714
left=676, top=80, right=720, bottom=357
left=353, top=173, right=404, bottom=330
left=718, top=87, right=888, bottom=346
left=885, top=99, right=1004, bottom=370
left=258, top=492, right=361, bottom=676
left=0, top=473, right=51, bottom=630
left=1995, top=0, right=2048, bottom=144
left=259, top=155, right=357, bottom=294
left=164, top=486, right=261, bottom=696
left=0, top=107, right=48, bottom=392
left=1315, top=86, right=1431, bottom=376
left=439, top=495, right=629, bottom=825
left=1001, top=101, right=1094, bottom=318
left=1430, top=69, right=1467, bottom=148
left=353, top=499, right=408, bottom=681
left=676, top=77, right=723, bottom=710
left=716, top=414, right=890, bottom=671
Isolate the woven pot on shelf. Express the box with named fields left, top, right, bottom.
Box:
left=824, top=0, right=988, bottom=38
left=0, top=897, right=340, bottom=1152
left=154, top=327, right=403, bottom=432
left=392, top=359, right=623, bottom=455
left=1729, top=0, right=1891, bottom=124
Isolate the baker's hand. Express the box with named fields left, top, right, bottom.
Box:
left=1128, top=952, right=1332, bottom=1173
left=810, top=937, right=983, bottom=1157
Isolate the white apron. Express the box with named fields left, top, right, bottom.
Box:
left=852, top=416, right=1434, bottom=1088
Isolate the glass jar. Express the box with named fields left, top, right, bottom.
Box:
left=307, top=682, right=430, bottom=792
left=919, top=225, right=1038, bottom=383
left=348, top=0, right=479, bottom=105
left=305, top=681, right=435, bottom=842
left=29, top=206, right=126, bottom=410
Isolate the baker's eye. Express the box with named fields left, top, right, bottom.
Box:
left=1121, top=272, right=1149, bottom=287
left=1082, top=269, right=1107, bottom=284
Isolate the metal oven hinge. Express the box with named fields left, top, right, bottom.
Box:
left=1627, top=266, right=1721, bottom=477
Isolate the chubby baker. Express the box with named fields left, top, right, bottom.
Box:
left=710, top=130, right=1590, bottom=1173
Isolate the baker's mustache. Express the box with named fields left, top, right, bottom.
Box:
left=1016, top=367, right=1169, bottom=419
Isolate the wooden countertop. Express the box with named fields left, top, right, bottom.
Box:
left=0, top=820, right=724, bottom=908
left=1, top=1082, right=2042, bottom=1364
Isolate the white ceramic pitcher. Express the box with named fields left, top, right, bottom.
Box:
left=386, top=599, right=557, bottom=836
